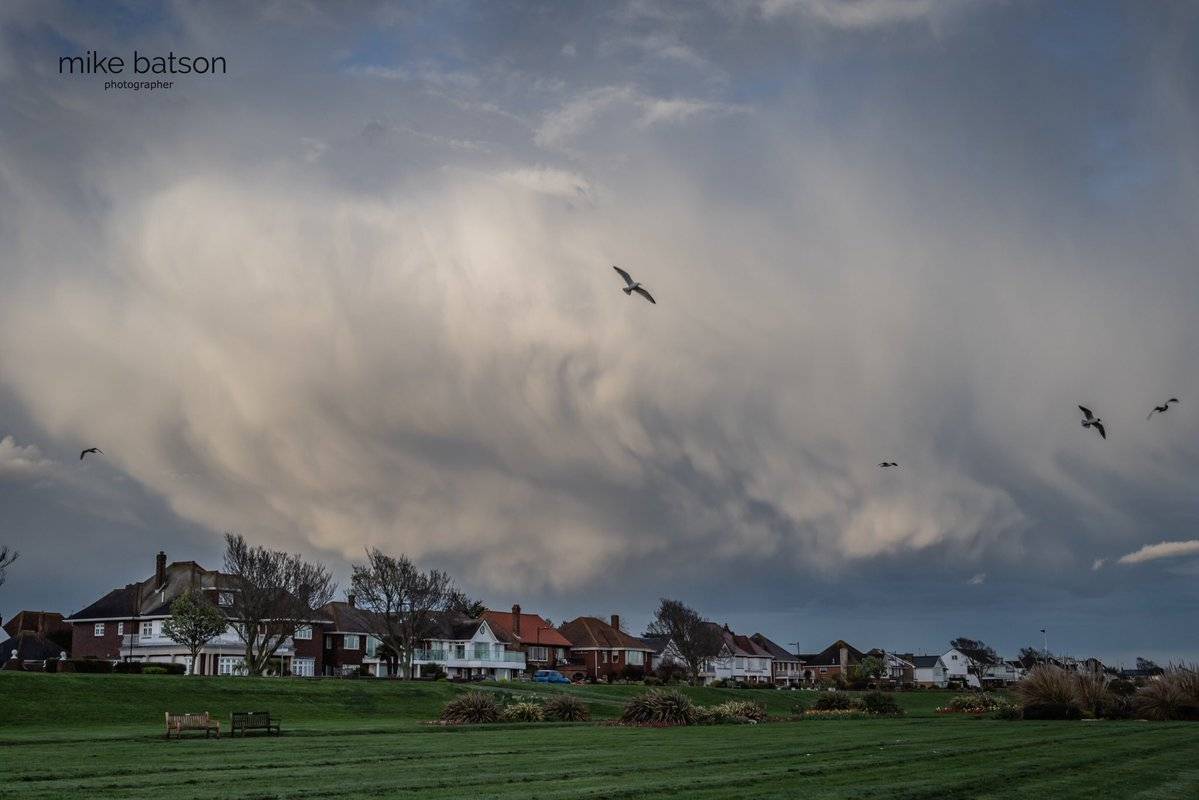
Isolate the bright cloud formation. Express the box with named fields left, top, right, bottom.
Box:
left=1117, top=541, right=1199, bottom=565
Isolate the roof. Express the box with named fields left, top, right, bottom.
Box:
left=557, top=617, right=654, bottom=651
left=320, top=601, right=377, bottom=633
left=3, top=611, right=68, bottom=638
left=797, top=640, right=865, bottom=666
left=955, top=647, right=1001, bottom=666
left=2, top=631, right=66, bottom=662
left=639, top=635, right=673, bottom=655
left=911, top=655, right=944, bottom=668
left=750, top=633, right=798, bottom=660
left=483, top=609, right=572, bottom=648
left=67, top=560, right=228, bottom=621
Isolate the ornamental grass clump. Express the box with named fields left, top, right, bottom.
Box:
left=938, top=692, right=1006, bottom=714
left=620, top=689, right=696, bottom=726
left=500, top=701, right=545, bottom=723
left=1134, top=667, right=1199, bottom=721
left=859, top=691, right=904, bottom=716
left=1017, top=666, right=1083, bottom=720
left=440, top=690, right=501, bottom=724
left=710, top=700, right=767, bottom=723
left=543, top=694, right=590, bottom=722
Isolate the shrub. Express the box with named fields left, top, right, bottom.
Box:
left=860, top=691, right=903, bottom=716
left=1022, top=702, right=1082, bottom=720
left=990, top=701, right=1023, bottom=720
left=1107, top=678, right=1136, bottom=697
left=653, top=661, right=684, bottom=684
left=621, top=664, right=645, bottom=682
left=424, top=662, right=447, bottom=680
left=1134, top=669, right=1199, bottom=721
left=441, top=691, right=501, bottom=724
left=712, top=700, right=767, bottom=722
left=67, top=659, right=113, bottom=674
left=938, top=693, right=1010, bottom=714
left=1073, top=673, right=1112, bottom=718
left=693, top=707, right=717, bottom=725
left=620, top=689, right=696, bottom=726
left=113, top=661, right=144, bottom=674
left=811, top=691, right=854, bottom=711
left=543, top=694, right=590, bottom=722
left=1017, top=666, right=1080, bottom=715
left=800, top=709, right=870, bottom=719
left=1098, top=694, right=1135, bottom=720
left=643, top=676, right=662, bottom=686
left=142, top=665, right=170, bottom=675
left=501, top=701, right=545, bottom=722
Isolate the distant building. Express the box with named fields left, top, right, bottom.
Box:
left=557, top=614, right=655, bottom=682
left=750, top=633, right=804, bottom=686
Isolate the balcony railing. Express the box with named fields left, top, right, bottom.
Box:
left=411, top=648, right=524, bottom=664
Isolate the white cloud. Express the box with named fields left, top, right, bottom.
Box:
left=759, top=0, right=951, bottom=27
left=967, top=572, right=986, bottom=585
left=492, top=167, right=593, bottom=200
left=0, top=435, right=54, bottom=481
left=1092, top=558, right=1106, bottom=571
left=534, top=86, right=741, bottom=150
left=1117, top=541, right=1199, bottom=565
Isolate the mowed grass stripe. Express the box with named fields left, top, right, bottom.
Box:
left=4, top=721, right=1197, bottom=800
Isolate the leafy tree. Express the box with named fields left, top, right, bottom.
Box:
left=644, top=599, right=724, bottom=683
left=351, top=548, right=457, bottom=679
left=1136, top=657, right=1162, bottom=674
left=1018, top=646, right=1045, bottom=663
left=951, top=637, right=999, bottom=663
left=222, top=532, right=335, bottom=676
left=0, top=545, right=17, bottom=588
left=162, top=589, right=228, bottom=676
left=446, top=588, right=487, bottom=619
left=853, top=655, right=884, bottom=682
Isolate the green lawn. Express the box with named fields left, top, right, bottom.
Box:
left=2, top=673, right=1197, bottom=799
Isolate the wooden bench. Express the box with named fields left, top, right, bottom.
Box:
left=165, top=712, right=220, bottom=739
left=231, top=710, right=281, bottom=737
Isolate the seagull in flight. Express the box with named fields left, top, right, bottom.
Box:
left=878, top=461, right=899, bottom=468
left=1147, top=397, right=1179, bottom=420
left=1078, top=406, right=1106, bottom=439
left=80, top=447, right=104, bottom=460
left=612, top=265, right=656, bottom=305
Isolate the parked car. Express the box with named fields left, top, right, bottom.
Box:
left=533, top=669, right=570, bottom=684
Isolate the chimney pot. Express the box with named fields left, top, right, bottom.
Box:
left=610, top=614, right=620, bottom=631
left=512, top=604, right=521, bottom=636
left=155, top=551, right=167, bottom=588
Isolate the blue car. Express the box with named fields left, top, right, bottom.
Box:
left=532, top=669, right=570, bottom=684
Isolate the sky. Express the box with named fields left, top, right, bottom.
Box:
left=1, top=0, right=1197, bottom=666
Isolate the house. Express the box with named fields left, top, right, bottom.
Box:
left=697, top=624, right=774, bottom=685
left=911, top=654, right=949, bottom=687
left=65, top=551, right=325, bottom=676
left=940, top=648, right=983, bottom=688
left=482, top=605, right=573, bottom=672
left=749, top=633, right=804, bottom=686
left=981, top=659, right=1025, bottom=685
left=319, top=598, right=526, bottom=679
left=867, top=649, right=915, bottom=684
left=556, top=614, right=655, bottom=682
left=2, top=629, right=67, bottom=670
left=795, top=640, right=865, bottom=684
left=2, top=610, right=72, bottom=668
left=639, top=634, right=679, bottom=673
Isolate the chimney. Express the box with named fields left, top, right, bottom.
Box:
left=512, top=604, right=521, bottom=636
left=155, top=551, right=167, bottom=588
left=610, top=614, right=621, bottom=631
left=840, top=646, right=849, bottom=672
left=347, top=593, right=356, bottom=608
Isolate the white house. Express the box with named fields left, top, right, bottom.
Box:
left=941, top=648, right=982, bottom=688
left=912, top=654, right=949, bottom=687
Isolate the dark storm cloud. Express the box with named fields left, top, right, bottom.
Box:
left=0, top=1, right=1196, bottom=661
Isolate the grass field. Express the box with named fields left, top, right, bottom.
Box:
left=2, top=673, right=1197, bottom=799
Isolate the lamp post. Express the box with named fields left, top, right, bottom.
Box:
left=1041, top=629, right=1048, bottom=663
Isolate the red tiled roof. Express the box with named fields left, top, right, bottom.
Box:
left=483, top=609, right=572, bottom=648
left=557, top=617, right=654, bottom=651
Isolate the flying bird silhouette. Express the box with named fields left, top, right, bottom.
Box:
left=1147, top=397, right=1180, bottom=420
left=878, top=462, right=899, bottom=468
left=1078, top=406, right=1106, bottom=439
left=612, top=265, right=656, bottom=304
left=79, top=447, right=103, bottom=460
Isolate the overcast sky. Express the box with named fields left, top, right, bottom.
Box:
left=1, top=1, right=1196, bottom=665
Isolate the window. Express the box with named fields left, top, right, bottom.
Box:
left=601, top=651, right=608, bottom=664
left=141, top=621, right=154, bottom=637
left=291, top=657, right=315, bottom=677
left=735, top=657, right=746, bottom=669
left=324, top=635, right=334, bottom=650
left=218, top=592, right=233, bottom=606
left=454, top=644, right=466, bottom=659
left=819, top=667, right=828, bottom=674
left=294, top=625, right=312, bottom=640
left=951, top=654, right=958, bottom=661
left=556, top=648, right=566, bottom=661
left=366, top=636, right=381, bottom=657
left=94, top=623, right=105, bottom=637
left=527, top=646, right=549, bottom=662
left=612, top=650, right=621, bottom=663
left=473, top=643, right=489, bottom=659
left=117, top=622, right=124, bottom=635
left=217, top=656, right=245, bottom=676
left=627, top=651, right=644, bottom=666
left=343, top=634, right=360, bottom=650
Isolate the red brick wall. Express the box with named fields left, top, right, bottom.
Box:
left=70, top=620, right=135, bottom=660
left=322, top=631, right=365, bottom=673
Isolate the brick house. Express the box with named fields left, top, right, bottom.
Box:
left=65, top=551, right=326, bottom=676
left=482, top=605, right=572, bottom=672
left=556, top=614, right=655, bottom=682
left=749, top=633, right=804, bottom=686
left=795, top=640, right=865, bottom=684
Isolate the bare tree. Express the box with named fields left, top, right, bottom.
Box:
left=644, top=598, right=724, bottom=682
left=0, top=545, right=17, bottom=588
left=446, top=588, right=487, bottom=619
left=222, top=533, right=335, bottom=676
left=351, top=548, right=455, bottom=679
left=163, top=589, right=229, bottom=676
